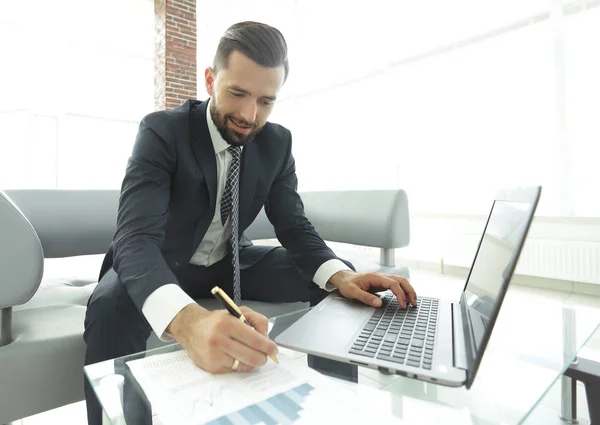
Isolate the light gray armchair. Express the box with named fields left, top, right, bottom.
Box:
left=0, top=189, right=410, bottom=423
left=0, top=190, right=119, bottom=424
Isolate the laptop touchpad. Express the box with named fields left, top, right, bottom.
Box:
left=320, top=297, right=368, bottom=316
left=275, top=297, right=371, bottom=352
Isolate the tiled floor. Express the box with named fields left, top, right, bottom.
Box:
left=17, top=270, right=600, bottom=425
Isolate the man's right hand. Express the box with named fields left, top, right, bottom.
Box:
left=167, top=304, right=279, bottom=374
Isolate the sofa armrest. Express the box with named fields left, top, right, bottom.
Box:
left=0, top=190, right=44, bottom=345
left=0, top=191, right=44, bottom=310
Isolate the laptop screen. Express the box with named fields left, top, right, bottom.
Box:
left=460, top=197, right=537, bottom=384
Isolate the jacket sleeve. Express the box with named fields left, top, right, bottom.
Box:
left=264, top=132, right=351, bottom=280
left=112, top=116, right=179, bottom=311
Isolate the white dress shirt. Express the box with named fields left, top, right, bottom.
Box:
left=142, top=100, right=351, bottom=341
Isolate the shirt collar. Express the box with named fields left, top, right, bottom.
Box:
left=206, top=98, right=230, bottom=155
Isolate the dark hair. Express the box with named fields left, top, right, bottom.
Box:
left=213, top=21, right=289, bottom=82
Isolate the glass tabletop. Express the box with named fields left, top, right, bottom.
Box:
left=85, top=290, right=600, bottom=425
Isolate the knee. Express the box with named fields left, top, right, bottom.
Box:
left=83, top=270, right=151, bottom=362
left=87, top=269, right=127, bottom=313
left=84, top=269, right=145, bottom=335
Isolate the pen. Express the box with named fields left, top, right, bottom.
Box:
left=211, top=286, right=279, bottom=364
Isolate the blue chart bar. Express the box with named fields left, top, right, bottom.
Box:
left=205, top=384, right=315, bottom=425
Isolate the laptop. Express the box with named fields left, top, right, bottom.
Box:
left=275, top=186, right=542, bottom=389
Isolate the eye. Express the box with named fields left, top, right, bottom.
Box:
left=230, top=91, right=244, bottom=97
left=261, top=99, right=274, bottom=106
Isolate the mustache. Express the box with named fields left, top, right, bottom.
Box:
left=227, top=115, right=256, bottom=128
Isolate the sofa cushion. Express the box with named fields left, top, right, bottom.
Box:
left=13, top=279, right=97, bottom=311
left=13, top=256, right=103, bottom=311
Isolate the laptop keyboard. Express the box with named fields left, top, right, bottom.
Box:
left=348, top=294, right=439, bottom=370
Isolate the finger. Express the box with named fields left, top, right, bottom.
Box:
left=240, top=306, right=269, bottom=336
left=228, top=317, right=279, bottom=359
left=389, top=276, right=417, bottom=306
left=366, top=274, right=407, bottom=308
left=345, top=283, right=383, bottom=307
left=189, top=348, right=254, bottom=374
left=235, top=362, right=254, bottom=373
left=221, top=354, right=254, bottom=374
left=221, top=335, right=269, bottom=368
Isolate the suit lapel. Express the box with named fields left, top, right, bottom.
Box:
left=188, top=99, right=259, bottom=232
left=189, top=100, right=217, bottom=210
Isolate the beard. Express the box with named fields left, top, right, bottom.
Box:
left=210, top=102, right=262, bottom=147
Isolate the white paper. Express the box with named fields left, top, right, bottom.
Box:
left=127, top=349, right=344, bottom=425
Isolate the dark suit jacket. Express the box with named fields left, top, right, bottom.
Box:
left=100, top=99, right=345, bottom=311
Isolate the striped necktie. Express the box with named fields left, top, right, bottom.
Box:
left=220, top=146, right=242, bottom=304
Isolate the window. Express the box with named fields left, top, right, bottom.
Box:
left=199, top=0, right=599, bottom=217
left=0, top=0, right=154, bottom=190
left=3, top=0, right=598, bottom=218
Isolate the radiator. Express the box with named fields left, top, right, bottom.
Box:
left=446, top=234, right=600, bottom=285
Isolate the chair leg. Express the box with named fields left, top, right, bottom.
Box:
left=0, top=307, right=12, bottom=347
left=380, top=248, right=395, bottom=267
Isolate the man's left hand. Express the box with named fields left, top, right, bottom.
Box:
left=328, top=270, right=417, bottom=309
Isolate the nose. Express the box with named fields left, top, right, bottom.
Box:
left=239, top=100, right=257, bottom=124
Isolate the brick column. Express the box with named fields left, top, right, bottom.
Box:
left=154, top=0, right=197, bottom=111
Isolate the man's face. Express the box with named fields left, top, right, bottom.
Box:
left=205, top=50, right=285, bottom=146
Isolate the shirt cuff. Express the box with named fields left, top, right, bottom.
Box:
left=313, top=259, right=352, bottom=291
left=141, top=284, right=196, bottom=342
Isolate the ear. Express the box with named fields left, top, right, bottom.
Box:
left=204, top=67, right=215, bottom=96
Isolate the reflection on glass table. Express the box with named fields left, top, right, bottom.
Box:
left=85, top=291, right=600, bottom=425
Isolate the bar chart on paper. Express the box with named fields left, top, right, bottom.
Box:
left=127, top=350, right=369, bottom=425
left=205, top=383, right=315, bottom=425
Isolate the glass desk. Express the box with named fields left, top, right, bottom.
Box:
left=85, top=291, right=600, bottom=425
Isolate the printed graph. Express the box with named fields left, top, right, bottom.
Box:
left=204, top=383, right=315, bottom=425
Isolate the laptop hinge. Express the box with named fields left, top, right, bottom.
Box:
left=452, top=302, right=469, bottom=371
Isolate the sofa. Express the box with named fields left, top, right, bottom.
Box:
left=0, top=189, right=410, bottom=423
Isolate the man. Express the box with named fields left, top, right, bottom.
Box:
left=83, top=21, right=416, bottom=423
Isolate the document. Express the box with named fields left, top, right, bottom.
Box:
left=127, top=349, right=374, bottom=425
